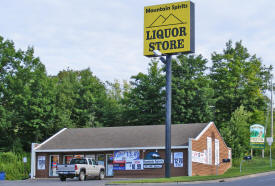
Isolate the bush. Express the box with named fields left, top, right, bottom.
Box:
left=0, top=152, right=30, bottom=180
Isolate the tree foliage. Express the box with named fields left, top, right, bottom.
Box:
left=0, top=35, right=274, bottom=156
left=210, top=40, right=272, bottom=128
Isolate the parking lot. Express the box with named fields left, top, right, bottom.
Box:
left=0, top=178, right=118, bottom=186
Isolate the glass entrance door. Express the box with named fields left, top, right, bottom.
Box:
left=106, top=154, right=113, bottom=176
left=49, top=155, right=59, bottom=176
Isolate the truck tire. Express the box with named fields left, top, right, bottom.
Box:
left=98, top=170, right=104, bottom=180
left=60, top=176, right=66, bottom=181
left=79, top=171, right=86, bottom=181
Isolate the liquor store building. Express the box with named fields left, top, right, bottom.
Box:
left=31, top=122, right=232, bottom=178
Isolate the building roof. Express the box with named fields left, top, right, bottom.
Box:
left=35, top=123, right=209, bottom=151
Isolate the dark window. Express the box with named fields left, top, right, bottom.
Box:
left=70, top=159, right=87, bottom=164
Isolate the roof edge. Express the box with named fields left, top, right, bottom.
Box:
left=194, top=121, right=213, bottom=140
left=35, top=146, right=188, bottom=152
left=35, top=128, right=67, bottom=150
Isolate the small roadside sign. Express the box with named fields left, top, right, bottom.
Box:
left=266, top=137, right=273, bottom=146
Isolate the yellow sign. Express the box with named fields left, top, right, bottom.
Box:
left=144, top=1, right=195, bottom=56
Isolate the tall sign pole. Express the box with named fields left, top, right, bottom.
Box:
left=144, top=1, right=195, bottom=178
left=165, top=55, right=172, bottom=177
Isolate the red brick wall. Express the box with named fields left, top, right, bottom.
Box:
left=191, top=123, right=232, bottom=176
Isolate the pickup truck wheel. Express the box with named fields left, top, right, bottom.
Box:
left=98, top=170, right=104, bottom=180
left=79, top=171, right=86, bottom=181
left=60, top=176, right=66, bottom=181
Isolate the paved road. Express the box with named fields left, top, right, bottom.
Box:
left=0, top=178, right=111, bottom=186
left=1, top=172, right=275, bottom=186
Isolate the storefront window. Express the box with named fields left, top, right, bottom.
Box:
left=49, top=155, right=59, bottom=176
left=63, top=155, right=73, bottom=164
left=85, top=154, right=95, bottom=159
left=96, top=154, right=105, bottom=166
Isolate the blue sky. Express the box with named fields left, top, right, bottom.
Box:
left=1, top=0, right=274, bottom=82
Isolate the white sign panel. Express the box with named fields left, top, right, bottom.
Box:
left=215, top=139, right=219, bottom=165
left=125, top=159, right=143, bottom=170
left=207, top=137, right=212, bottom=165
left=143, top=159, right=164, bottom=164
left=267, top=137, right=273, bottom=146
left=37, top=156, right=46, bottom=170
left=114, top=150, right=140, bottom=161
left=174, top=152, right=183, bottom=167
left=144, top=164, right=162, bottom=169
left=192, top=151, right=206, bottom=164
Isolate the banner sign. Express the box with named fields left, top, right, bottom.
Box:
left=144, top=164, right=162, bottom=169
left=144, top=1, right=195, bottom=56
left=126, top=160, right=144, bottom=170
left=143, top=159, right=164, bottom=165
left=114, top=150, right=140, bottom=161
left=113, top=160, right=125, bottom=171
left=37, top=156, right=46, bottom=170
left=250, top=124, right=265, bottom=149
left=192, top=151, right=206, bottom=164
left=174, top=152, right=183, bottom=167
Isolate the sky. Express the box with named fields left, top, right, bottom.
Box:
left=1, top=0, right=275, bottom=82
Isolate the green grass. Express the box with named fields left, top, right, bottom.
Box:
left=111, top=157, right=275, bottom=184
left=0, top=152, right=30, bottom=180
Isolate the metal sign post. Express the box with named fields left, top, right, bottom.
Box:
left=165, top=55, right=172, bottom=178
left=144, top=1, right=195, bottom=178
left=267, top=137, right=273, bottom=168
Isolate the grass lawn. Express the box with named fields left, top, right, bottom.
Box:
left=110, top=157, right=275, bottom=184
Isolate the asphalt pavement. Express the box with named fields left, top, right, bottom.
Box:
left=1, top=172, right=275, bottom=186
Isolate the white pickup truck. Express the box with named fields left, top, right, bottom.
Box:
left=56, top=158, right=105, bottom=181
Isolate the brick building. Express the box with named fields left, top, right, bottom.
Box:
left=30, top=122, right=231, bottom=178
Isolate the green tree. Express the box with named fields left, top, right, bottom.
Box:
left=220, top=105, right=251, bottom=158
left=171, top=54, right=215, bottom=124
left=123, top=61, right=165, bottom=126
left=0, top=36, right=55, bottom=151
left=210, top=40, right=272, bottom=127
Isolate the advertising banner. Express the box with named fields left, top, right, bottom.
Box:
left=125, top=160, right=144, bottom=170
left=114, top=150, right=140, bottom=161
left=37, top=156, right=45, bottom=170
left=250, top=124, right=265, bottom=149
left=144, top=1, right=195, bottom=56
left=174, top=152, right=183, bottom=167
left=192, top=151, right=206, bottom=164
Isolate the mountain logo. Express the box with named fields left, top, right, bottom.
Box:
left=147, top=13, right=185, bottom=28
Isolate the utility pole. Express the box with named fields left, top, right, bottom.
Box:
left=271, top=76, right=273, bottom=138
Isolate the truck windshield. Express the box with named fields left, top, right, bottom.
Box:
left=70, top=159, right=87, bottom=164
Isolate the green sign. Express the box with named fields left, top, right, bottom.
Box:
left=250, top=124, right=265, bottom=149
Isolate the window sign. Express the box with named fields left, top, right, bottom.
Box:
left=113, top=160, right=125, bottom=170
left=174, top=152, right=183, bottom=167
left=215, top=139, right=220, bottom=165
left=126, top=160, right=144, bottom=170
left=37, top=156, right=45, bottom=170
left=114, top=150, right=140, bottom=161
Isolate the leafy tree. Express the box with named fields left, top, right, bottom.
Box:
left=123, top=61, right=165, bottom=126
left=171, top=54, right=215, bottom=124
left=0, top=36, right=55, bottom=151
left=210, top=40, right=272, bottom=128
left=220, top=106, right=251, bottom=158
